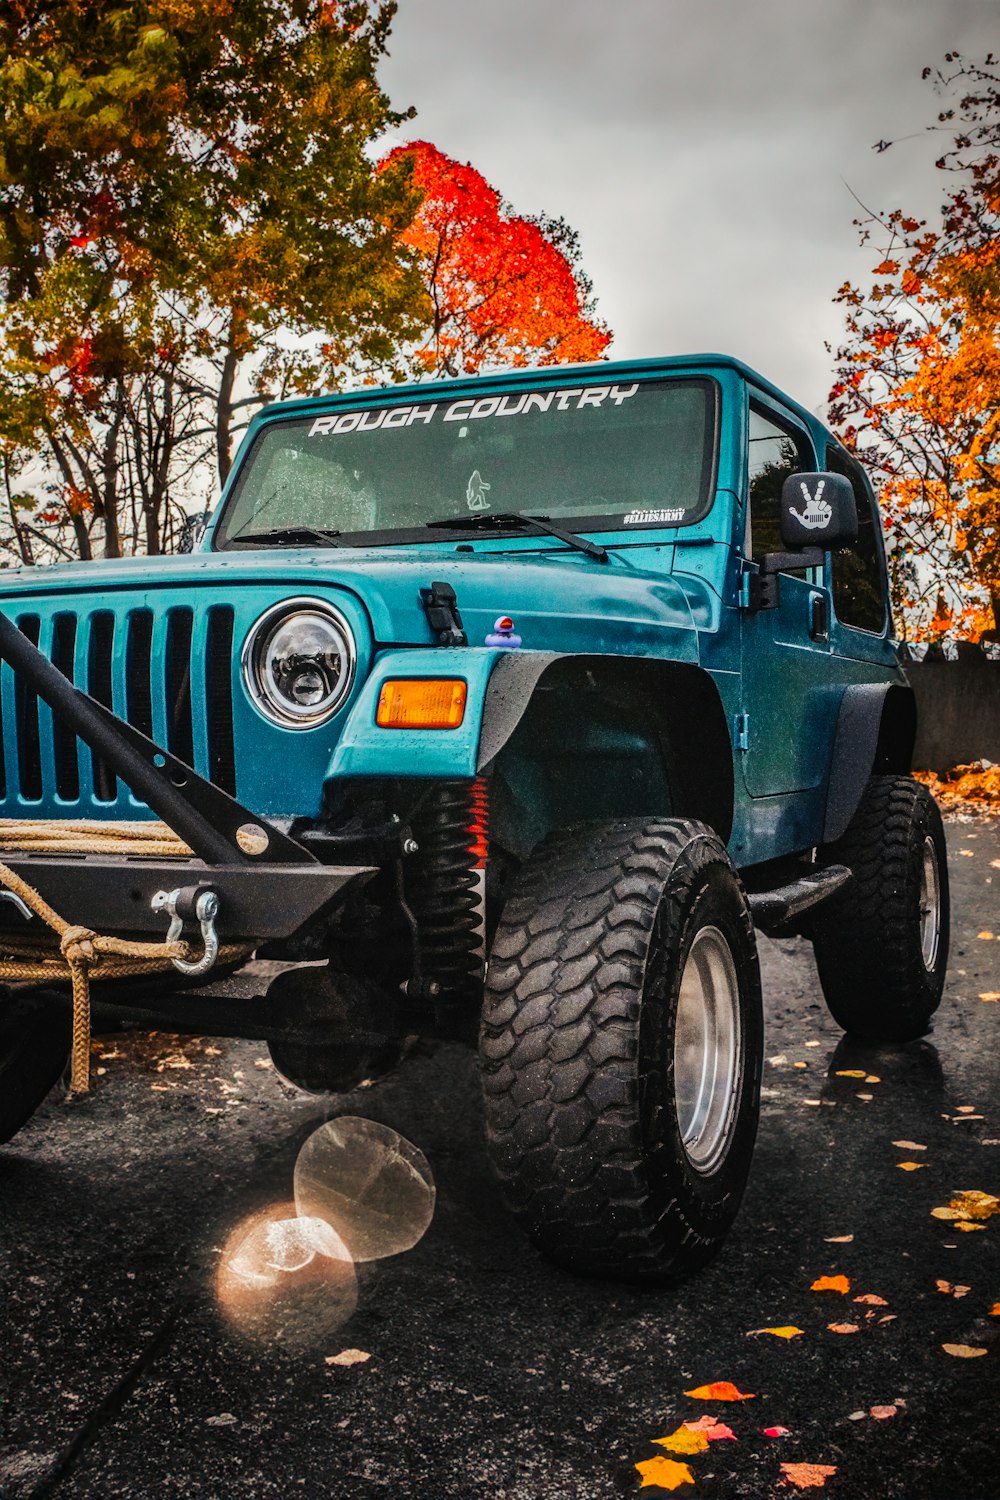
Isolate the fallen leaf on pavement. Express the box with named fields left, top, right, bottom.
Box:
left=811, top=1275, right=850, bottom=1293
left=763, top=1426, right=791, bottom=1437
left=942, top=1343, right=988, bottom=1358
left=870, top=1405, right=897, bottom=1420
left=956, top=1221, right=987, bottom=1232
left=979, top=993, right=1000, bottom=1002
left=824, top=1234, right=853, bottom=1243
left=828, top=1323, right=859, bottom=1334
left=684, top=1382, right=754, bottom=1401
left=780, top=1462, right=837, bottom=1489
left=933, top=1191, right=1000, bottom=1222
left=936, top=1281, right=970, bottom=1298
left=865, top=1075, right=881, bottom=1083
left=748, top=1326, right=804, bottom=1339
left=324, top=1349, right=371, bottom=1367
left=878, top=1315, right=897, bottom=1324
left=989, top=1303, right=1000, bottom=1317
left=654, top=1426, right=708, bottom=1456
left=897, top=1162, right=925, bottom=1171
left=977, top=931, right=994, bottom=940
left=683, top=1416, right=737, bottom=1440
left=854, top=1294, right=888, bottom=1306
left=635, top=1456, right=695, bottom=1490
left=835, top=1070, right=866, bottom=1079
left=893, top=1141, right=926, bottom=1151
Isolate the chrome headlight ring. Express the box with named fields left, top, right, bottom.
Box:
left=241, top=598, right=356, bottom=729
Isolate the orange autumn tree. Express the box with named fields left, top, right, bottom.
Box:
left=381, top=141, right=611, bottom=376
left=829, top=53, right=1000, bottom=642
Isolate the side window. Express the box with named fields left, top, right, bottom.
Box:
left=747, top=407, right=810, bottom=565
left=825, top=445, right=886, bottom=633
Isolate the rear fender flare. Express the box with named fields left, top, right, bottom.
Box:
left=823, top=682, right=917, bottom=843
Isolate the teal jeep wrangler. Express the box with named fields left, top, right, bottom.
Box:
left=0, top=354, right=948, bottom=1281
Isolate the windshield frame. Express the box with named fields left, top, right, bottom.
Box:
left=212, top=374, right=721, bottom=552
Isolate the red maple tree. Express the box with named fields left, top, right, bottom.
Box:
left=381, top=140, right=611, bottom=376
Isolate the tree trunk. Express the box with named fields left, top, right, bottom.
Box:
left=216, top=309, right=244, bottom=488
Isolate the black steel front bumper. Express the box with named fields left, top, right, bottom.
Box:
left=0, top=854, right=375, bottom=945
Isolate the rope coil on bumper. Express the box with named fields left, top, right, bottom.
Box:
left=0, top=820, right=251, bottom=1097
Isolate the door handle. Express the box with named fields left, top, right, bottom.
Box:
left=810, top=594, right=829, bottom=641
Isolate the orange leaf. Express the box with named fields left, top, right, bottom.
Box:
left=684, top=1381, right=755, bottom=1401
left=979, top=993, right=1000, bottom=1002
left=781, top=1462, right=838, bottom=1489
left=853, top=1294, right=888, bottom=1306
left=870, top=1405, right=897, bottom=1420
left=635, top=1455, right=695, bottom=1490
left=942, top=1343, right=988, bottom=1358
left=824, top=1234, right=854, bottom=1243
left=811, top=1275, right=850, bottom=1293
left=683, top=1415, right=737, bottom=1439
left=893, top=1141, right=926, bottom=1151
left=654, top=1426, right=708, bottom=1455
left=748, top=1326, right=804, bottom=1339
left=828, top=1322, right=859, bottom=1334
left=835, top=1070, right=866, bottom=1078
left=988, top=1302, right=1000, bottom=1317
left=897, top=1162, right=925, bottom=1171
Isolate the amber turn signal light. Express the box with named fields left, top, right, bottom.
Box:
left=376, top=679, right=467, bottom=729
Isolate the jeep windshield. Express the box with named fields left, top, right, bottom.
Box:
left=214, top=377, right=716, bottom=550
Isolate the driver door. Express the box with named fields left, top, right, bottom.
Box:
left=739, top=400, right=834, bottom=798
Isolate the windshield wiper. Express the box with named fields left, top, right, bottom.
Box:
left=425, top=511, right=608, bottom=563
left=230, top=525, right=344, bottom=549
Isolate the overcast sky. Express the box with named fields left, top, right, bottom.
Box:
left=378, top=0, right=999, bottom=416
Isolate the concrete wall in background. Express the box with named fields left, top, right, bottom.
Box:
left=909, top=661, right=1000, bottom=770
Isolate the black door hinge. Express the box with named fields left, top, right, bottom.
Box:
left=420, top=581, right=468, bottom=646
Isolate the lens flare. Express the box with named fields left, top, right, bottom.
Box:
left=294, top=1116, right=436, bottom=1263
left=215, top=1202, right=358, bottom=1349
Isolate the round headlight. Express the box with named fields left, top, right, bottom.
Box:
left=243, top=601, right=355, bottom=727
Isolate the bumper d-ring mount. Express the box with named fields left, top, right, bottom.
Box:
left=150, top=886, right=220, bottom=976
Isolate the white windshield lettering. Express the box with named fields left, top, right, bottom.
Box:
left=578, top=386, right=610, bottom=408
left=554, top=389, right=584, bottom=410
left=444, top=399, right=474, bottom=422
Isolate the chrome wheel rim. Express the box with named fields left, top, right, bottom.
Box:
left=919, top=835, right=941, bottom=972
left=673, top=926, right=742, bottom=1175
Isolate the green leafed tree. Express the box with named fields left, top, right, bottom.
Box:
left=0, top=0, right=428, bottom=559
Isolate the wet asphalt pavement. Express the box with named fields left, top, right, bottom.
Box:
left=2, top=813, right=999, bottom=1500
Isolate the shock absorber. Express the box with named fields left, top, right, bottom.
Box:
left=407, top=779, right=489, bottom=999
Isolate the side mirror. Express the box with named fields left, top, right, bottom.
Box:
left=780, top=472, right=858, bottom=552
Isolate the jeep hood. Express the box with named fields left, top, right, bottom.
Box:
left=0, top=546, right=717, bottom=663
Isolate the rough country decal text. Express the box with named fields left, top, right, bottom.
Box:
left=308, top=384, right=640, bottom=438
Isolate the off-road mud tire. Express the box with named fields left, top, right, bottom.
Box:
left=0, top=997, right=69, bottom=1145
left=480, top=818, right=763, bottom=1282
left=811, top=775, right=949, bottom=1042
